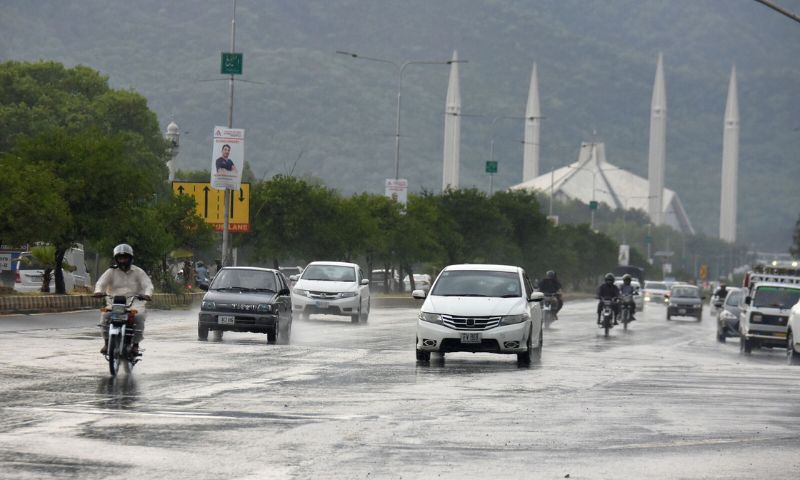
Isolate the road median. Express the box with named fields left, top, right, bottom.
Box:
left=0, top=292, right=204, bottom=315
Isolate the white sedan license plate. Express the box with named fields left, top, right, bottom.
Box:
left=218, top=315, right=235, bottom=325
left=460, top=332, right=481, bottom=344
left=315, top=301, right=329, bottom=308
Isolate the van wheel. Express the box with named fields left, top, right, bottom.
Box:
left=740, top=335, right=752, bottom=355
left=788, top=331, right=800, bottom=365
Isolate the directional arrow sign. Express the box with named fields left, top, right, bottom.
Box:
left=172, top=181, right=250, bottom=232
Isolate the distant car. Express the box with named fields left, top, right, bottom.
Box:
left=413, top=264, right=544, bottom=365
left=291, top=261, right=370, bottom=323
left=13, top=253, right=76, bottom=293
left=198, top=267, right=293, bottom=344
left=403, top=273, right=432, bottom=292
left=716, top=287, right=743, bottom=342
left=370, top=269, right=399, bottom=292
left=787, top=299, right=800, bottom=365
left=615, top=279, right=643, bottom=312
left=643, top=281, right=669, bottom=304
left=666, top=284, right=704, bottom=321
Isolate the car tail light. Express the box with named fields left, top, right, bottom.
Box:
left=15, top=271, right=21, bottom=283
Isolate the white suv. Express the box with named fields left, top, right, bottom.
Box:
left=291, top=261, right=370, bottom=323
left=414, top=264, right=544, bottom=365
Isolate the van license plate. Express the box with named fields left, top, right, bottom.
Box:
left=218, top=316, right=235, bottom=325
left=461, top=332, right=481, bottom=344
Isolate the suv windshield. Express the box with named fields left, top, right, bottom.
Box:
left=211, top=269, right=277, bottom=292
left=671, top=287, right=699, bottom=298
left=431, top=270, right=521, bottom=298
left=753, top=286, right=800, bottom=309
left=302, top=265, right=356, bottom=282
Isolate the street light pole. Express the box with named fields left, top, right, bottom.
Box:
left=221, top=0, right=237, bottom=267
left=336, top=51, right=466, bottom=182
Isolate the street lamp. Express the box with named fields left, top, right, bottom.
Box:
left=336, top=51, right=467, bottom=181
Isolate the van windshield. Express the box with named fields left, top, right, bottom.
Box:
left=431, top=270, right=521, bottom=298
left=753, top=287, right=800, bottom=309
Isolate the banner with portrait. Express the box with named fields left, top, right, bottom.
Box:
left=210, top=126, right=245, bottom=190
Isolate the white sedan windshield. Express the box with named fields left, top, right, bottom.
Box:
left=431, top=270, right=521, bottom=298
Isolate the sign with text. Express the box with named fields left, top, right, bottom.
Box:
left=485, top=161, right=498, bottom=173
left=385, top=178, right=408, bottom=206
left=618, top=244, right=630, bottom=266
left=173, top=181, right=250, bottom=233
left=210, top=126, right=245, bottom=190
left=221, top=52, right=243, bottom=75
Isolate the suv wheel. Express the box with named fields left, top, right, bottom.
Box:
left=198, top=323, right=209, bottom=341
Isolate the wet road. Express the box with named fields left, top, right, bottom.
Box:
left=0, top=300, right=798, bottom=479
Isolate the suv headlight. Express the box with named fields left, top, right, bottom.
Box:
left=257, top=303, right=272, bottom=313
left=419, top=312, right=443, bottom=324
left=201, top=300, right=216, bottom=310
left=339, top=292, right=357, bottom=298
left=293, top=288, right=310, bottom=298
left=500, top=313, right=529, bottom=325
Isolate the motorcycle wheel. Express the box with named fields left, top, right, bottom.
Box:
left=108, top=335, right=121, bottom=376
left=603, top=318, right=611, bottom=337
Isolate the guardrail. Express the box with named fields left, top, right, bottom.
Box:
left=0, top=292, right=205, bottom=315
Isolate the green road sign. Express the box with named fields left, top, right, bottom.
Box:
left=485, top=161, right=498, bottom=173
left=645, top=234, right=653, bottom=243
left=589, top=200, right=598, bottom=210
left=221, top=52, right=243, bottom=75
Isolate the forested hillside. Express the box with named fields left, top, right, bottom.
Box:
left=1, top=0, right=798, bottom=250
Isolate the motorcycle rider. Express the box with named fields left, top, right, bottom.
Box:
left=538, top=270, right=563, bottom=318
left=596, top=273, right=621, bottom=325
left=619, top=274, right=638, bottom=321
left=93, top=244, right=154, bottom=356
left=713, top=281, right=728, bottom=304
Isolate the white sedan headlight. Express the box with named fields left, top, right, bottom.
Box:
left=338, top=291, right=357, bottom=298
left=419, top=312, right=443, bottom=324
left=500, top=313, right=530, bottom=325
left=293, top=288, right=310, bottom=298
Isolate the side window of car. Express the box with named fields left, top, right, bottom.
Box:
left=523, top=273, right=534, bottom=297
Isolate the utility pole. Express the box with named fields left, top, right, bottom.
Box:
left=220, top=0, right=236, bottom=267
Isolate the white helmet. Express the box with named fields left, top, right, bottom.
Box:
left=113, top=244, right=134, bottom=271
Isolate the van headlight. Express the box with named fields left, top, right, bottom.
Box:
left=751, top=313, right=762, bottom=323
left=419, top=312, right=443, bottom=324
left=500, top=313, right=529, bottom=325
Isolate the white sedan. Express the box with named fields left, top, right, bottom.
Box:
left=291, top=261, right=370, bottom=323
left=787, top=299, right=800, bottom=365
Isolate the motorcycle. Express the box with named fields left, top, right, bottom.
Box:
left=542, top=293, right=558, bottom=328
left=620, top=293, right=638, bottom=330
left=599, top=297, right=617, bottom=337
left=101, top=295, right=143, bottom=376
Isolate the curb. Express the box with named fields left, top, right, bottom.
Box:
left=0, top=292, right=205, bottom=315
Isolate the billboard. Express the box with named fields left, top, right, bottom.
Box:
left=210, top=126, right=245, bottom=190
left=385, top=178, right=408, bottom=206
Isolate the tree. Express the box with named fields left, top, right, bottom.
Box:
left=0, top=61, right=172, bottom=293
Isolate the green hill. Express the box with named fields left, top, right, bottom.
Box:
left=1, top=0, right=798, bottom=251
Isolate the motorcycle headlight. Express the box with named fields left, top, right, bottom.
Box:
left=201, top=300, right=216, bottom=310
left=419, top=312, right=443, bottom=324
left=339, top=291, right=357, bottom=298
left=644, top=296, right=651, bottom=301
left=500, top=313, right=529, bottom=325
left=257, top=303, right=272, bottom=313
left=751, top=313, right=762, bottom=323
left=293, top=288, right=310, bottom=298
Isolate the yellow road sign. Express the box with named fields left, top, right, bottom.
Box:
left=172, top=182, right=250, bottom=232
left=699, top=264, right=708, bottom=280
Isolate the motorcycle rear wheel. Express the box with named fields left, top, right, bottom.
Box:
left=108, top=335, right=121, bottom=376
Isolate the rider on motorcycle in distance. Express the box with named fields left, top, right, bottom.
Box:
left=93, top=244, right=154, bottom=356
left=713, top=280, right=728, bottom=303
left=538, top=270, right=563, bottom=318
left=596, top=273, right=621, bottom=325
left=619, top=274, right=638, bottom=321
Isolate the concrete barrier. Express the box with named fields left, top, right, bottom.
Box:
left=0, top=292, right=204, bottom=315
